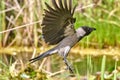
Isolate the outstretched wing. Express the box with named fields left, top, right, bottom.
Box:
left=41, top=0, right=77, bottom=45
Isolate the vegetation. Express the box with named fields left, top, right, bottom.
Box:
left=0, top=0, right=120, bottom=80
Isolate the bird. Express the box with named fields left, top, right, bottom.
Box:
left=29, top=0, right=96, bottom=73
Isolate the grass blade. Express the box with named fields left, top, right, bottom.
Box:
left=101, top=55, right=106, bottom=80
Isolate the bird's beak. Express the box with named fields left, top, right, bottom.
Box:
left=92, top=28, right=96, bottom=30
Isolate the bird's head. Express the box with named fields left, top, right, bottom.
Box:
left=76, top=26, right=96, bottom=37
left=81, top=26, right=96, bottom=36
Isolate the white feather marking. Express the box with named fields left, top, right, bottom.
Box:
left=76, top=28, right=86, bottom=37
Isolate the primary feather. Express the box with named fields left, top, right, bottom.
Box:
left=41, top=0, right=76, bottom=45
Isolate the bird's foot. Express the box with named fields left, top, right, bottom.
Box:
left=65, top=65, right=74, bottom=73
left=63, top=58, right=74, bottom=73
left=65, top=66, right=75, bottom=77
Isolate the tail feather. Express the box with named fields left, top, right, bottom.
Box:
left=29, top=47, right=58, bottom=63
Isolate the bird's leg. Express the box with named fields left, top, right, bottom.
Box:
left=63, top=57, right=74, bottom=73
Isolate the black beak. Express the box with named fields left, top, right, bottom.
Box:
left=92, top=28, right=96, bottom=30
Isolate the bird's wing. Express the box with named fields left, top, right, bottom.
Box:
left=41, top=0, right=77, bottom=45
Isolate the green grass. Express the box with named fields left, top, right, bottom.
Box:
left=74, top=12, right=120, bottom=48
left=113, top=60, right=117, bottom=80
left=101, top=55, right=106, bottom=80
left=0, top=0, right=5, bottom=47
left=0, top=53, right=120, bottom=79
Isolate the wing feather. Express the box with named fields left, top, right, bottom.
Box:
left=41, top=0, right=77, bottom=45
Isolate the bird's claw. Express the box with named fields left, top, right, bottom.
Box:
left=65, top=65, right=74, bottom=73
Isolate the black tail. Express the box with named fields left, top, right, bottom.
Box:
left=29, top=47, right=58, bottom=63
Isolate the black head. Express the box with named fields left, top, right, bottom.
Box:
left=81, top=26, right=96, bottom=35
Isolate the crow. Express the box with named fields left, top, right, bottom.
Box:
left=29, top=0, right=96, bottom=73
